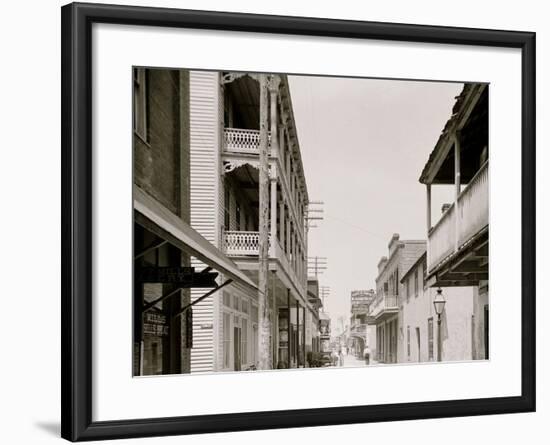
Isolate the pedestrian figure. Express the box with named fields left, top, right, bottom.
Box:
left=331, top=349, right=338, bottom=366
left=364, top=345, right=371, bottom=365
left=338, top=348, right=344, bottom=366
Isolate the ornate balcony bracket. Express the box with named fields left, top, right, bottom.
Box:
left=221, top=72, right=259, bottom=85
left=223, top=160, right=276, bottom=179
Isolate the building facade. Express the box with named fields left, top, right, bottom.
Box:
left=419, top=83, right=489, bottom=360
left=187, top=71, right=313, bottom=372
left=400, top=251, right=480, bottom=362
left=132, top=68, right=257, bottom=376
left=371, top=234, right=425, bottom=363
left=349, top=290, right=376, bottom=358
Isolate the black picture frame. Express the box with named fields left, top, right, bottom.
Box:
left=61, top=2, right=536, bottom=441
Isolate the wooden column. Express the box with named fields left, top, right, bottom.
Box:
left=270, top=178, right=277, bottom=256
left=269, top=77, right=280, bottom=155
left=287, top=289, right=291, bottom=369
left=454, top=132, right=461, bottom=252
left=302, top=306, right=306, bottom=367
left=296, top=299, right=300, bottom=367
left=280, top=199, right=286, bottom=249
left=271, top=271, right=277, bottom=367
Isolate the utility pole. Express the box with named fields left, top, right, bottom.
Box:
left=320, top=286, right=330, bottom=307
left=305, top=201, right=324, bottom=229
left=308, top=256, right=327, bottom=279
left=258, top=73, right=271, bottom=370
left=258, top=74, right=280, bottom=370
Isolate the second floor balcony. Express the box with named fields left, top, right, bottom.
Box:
left=428, top=160, right=488, bottom=272
left=224, top=230, right=269, bottom=256
left=370, top=294, right=399, bottom=322
left=223, top=230, right=306, bottom=294
left=224, top=128, right=271, bottom=155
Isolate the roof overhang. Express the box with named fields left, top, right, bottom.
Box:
left=134, top=185, right=258, bottom=294
left=419, top=84, right=488, bottom=185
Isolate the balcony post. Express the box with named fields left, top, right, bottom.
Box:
left=268, top=76, right=280, bottom=156
left=285, top=211, right=292, bottom=255
left=270, top=177, right=277, bottom=257
left=280, top=200, right=286, bottom=252
left=454, top=132, right=461, bottom=251
left=279, top=125, right=285, bottom=161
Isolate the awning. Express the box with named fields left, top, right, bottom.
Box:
left=134, top=185, right=258, bottom=294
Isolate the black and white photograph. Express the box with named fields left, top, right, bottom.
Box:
left=0, top=0, right=543, bottom=443
left=133, top=68, right=489, bottom=376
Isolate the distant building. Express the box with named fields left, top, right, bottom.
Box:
left=349, top=290, right=376, bottom=358
left=371, top=234, right=425, bottom=363
left=419, top=83, right=489, bottom=360
left=307, top=278, right=323, bottom=354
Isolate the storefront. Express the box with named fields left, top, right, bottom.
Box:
left=133, top=186, right=258, bottom=376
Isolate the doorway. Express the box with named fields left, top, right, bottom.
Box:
left=234, top=326, right=241, bottom=371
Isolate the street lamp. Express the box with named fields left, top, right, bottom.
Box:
left=433, top=288, right=446, bottom=362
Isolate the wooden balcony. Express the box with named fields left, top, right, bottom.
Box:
left=371, top=294, right=399, bottom=322
left=427, top=161, right=489, bottom=283
left=223, top=128, right=271, bottom=155
left=224, top=231, right=267, bottom=256
left=223, top=231, right=306, bottom=293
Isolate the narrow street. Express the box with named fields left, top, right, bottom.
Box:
left=332, top=352, right=378, bottom=368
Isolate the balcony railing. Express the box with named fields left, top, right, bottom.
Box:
left=224, top=231, right=307, bottom=292
left=224, top=128, right=271, bottom=155
left=351, top=324, right=367, bottom=334
left=224, top=231, right=268, bottom=256
left=428, top=161, right=489, bottom=271
left=371, top=294, right=399, bottom=319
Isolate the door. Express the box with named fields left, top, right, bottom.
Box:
left=234, top=327, right=241, bottom=371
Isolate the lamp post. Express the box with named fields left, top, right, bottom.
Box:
left=433, top=288, right=446, bottom=362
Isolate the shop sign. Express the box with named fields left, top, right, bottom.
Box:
left=137, top=266, right=218, bottom=288
left=143, top=312, right=169, bottom=336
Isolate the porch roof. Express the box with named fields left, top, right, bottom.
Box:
left=419, top=83, right=488, bottom=185
left=134, top=185, right=258, bottom=294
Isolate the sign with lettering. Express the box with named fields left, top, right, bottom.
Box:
left=137, top=267, right=218, bottom=288
left=143, top=312, right=169, bottom=336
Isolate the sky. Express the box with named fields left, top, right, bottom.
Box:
left=288, top=75, right=463, bottom=328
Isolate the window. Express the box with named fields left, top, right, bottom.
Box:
left=223, top=292, right=231, bottom=307
left=233, top=295, right=240, bottom=311
left=406, top=277, right=410, bottom=300
left=428, top=318, right=434, bottom=360
left=414, top=269, right=419, bottom=296
left=223, top=312, right=231, bottom=368
left=133, top=68, right=148, bottom=141
left=241, top=319, right=248, bottom=364
left=241, top=298, right=249, bottom=314
left=251, top=304, right=258, bottom=323
left=407, top=326, right=411, bottom=359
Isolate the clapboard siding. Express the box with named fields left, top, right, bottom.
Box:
left=189, top=71, right=221, bottom=373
